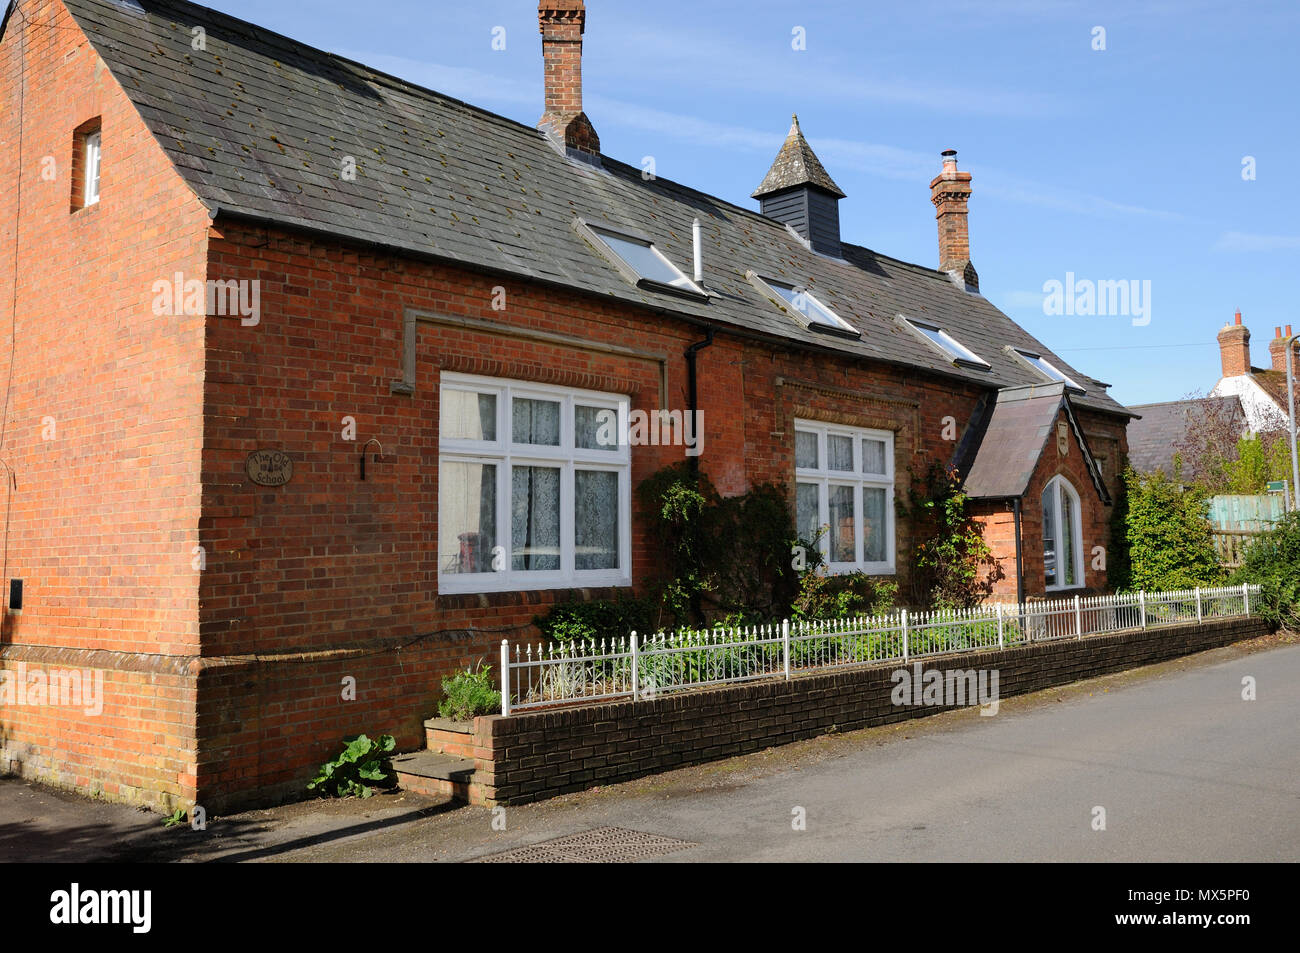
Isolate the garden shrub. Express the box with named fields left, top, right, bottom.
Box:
left=1230, top=511, right=1300, bottom=630
left=437, top=661, right=501, bottom=720
left=534, top=594, right=657, bottom=643
left=790, top=551, right=897, bottom=622
left=1121, top=466, right=1223, bottom=590
left=897, top=462, right=1002, bottom=609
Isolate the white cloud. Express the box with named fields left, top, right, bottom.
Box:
left=589, top=24, right=1057, bottom=119
left=1213, top=231, right=1300, bottom=252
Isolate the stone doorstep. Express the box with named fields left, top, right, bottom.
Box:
left=393, top=750, right=488, bottom=805
left=392, top=751, right=476, bottom=783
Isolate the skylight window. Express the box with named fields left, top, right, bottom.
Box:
left=586, top=226, right=704, bottom=296
left=902, top=317, right=989, bottom=369
left=1012, top=348, right=1085, bottom=393
left=750, top=274, right=859, bottom=338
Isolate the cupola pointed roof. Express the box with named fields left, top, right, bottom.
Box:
left=752, top=115, right=846, bottom=199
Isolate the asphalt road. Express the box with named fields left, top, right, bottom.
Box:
left=3, top=638, right=1297, bottom=862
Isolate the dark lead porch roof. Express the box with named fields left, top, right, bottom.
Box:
left=959, top=383, right=1111, bottom=503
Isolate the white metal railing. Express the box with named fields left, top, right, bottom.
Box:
left=500, top=584, right=1261, bottom=714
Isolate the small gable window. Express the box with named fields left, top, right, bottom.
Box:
left=72, top=121, right=102, bottom=210
left=902, top=316, right=989, bottom=369
left=754, top=274, right=859, bottom=338
left=1042, top=475, right=1083, bottom=591
left=583, top=223, right=704, bottom=297
left=84, top=132, right=102, bottom=205
left=1013, top=348, right=1085, bottom=393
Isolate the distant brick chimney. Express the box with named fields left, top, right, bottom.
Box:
left=538, top=1, right=600, bottom=160
left=1218, top=310, right=1252, bottom=378
left=1269, top=324, right=1298, bottom=372
left=930, top=150, right=977, bottom=290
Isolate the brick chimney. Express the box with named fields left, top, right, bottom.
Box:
left=930, top=150, right=977, bottom=290
left=1218, top=310, right=1252, bottom=378
left=1269, top=324, right=1298, bottom=372
left=538, top=1, right=600, bottom=160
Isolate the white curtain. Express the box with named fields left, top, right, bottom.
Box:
left=512, top=466, right=560, bottom=570
left=828, top=485, right=856, bottom=562
left=863, top=487, right=886, bottom=562
left=439, top=461, right=496, bottom=573
left=512, top=397, right=560, bottom=446
left=575, top=470, right=618, bottom=569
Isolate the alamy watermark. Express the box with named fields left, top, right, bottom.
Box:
left=1042, top=272, right=1150, bottom=326
left=151, top=272, right=261, bottom=325
left=594, top=407, right=704, bottom=457
left=0, top=663, right=103, bottom=716
left=890, top=663, right=1000, bottom=715
left=50, top=884, right=150, bottom=933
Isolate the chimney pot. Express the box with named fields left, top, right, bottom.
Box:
left=1234, top=309, right=1242, bottom=325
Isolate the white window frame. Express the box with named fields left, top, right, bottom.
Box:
left=794, top=420, right=895, bottom=574
left=438, top=372, right=632, bottom=594
left=83, top=130, right=101, bottom=206
left=1010, top=347, right=1085, bottom=393
left=750, top=272, right=860, bottom=338
left=901, top=315, right=990, bottom=369
left=1042, top=474, right=1084, bottom=592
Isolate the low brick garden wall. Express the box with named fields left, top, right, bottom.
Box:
left=466, top=615, right=1267, bottom=805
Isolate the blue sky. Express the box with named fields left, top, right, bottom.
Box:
left=204, top=0, right=1300, bottom=407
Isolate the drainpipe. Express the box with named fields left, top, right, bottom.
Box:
left=684, top=326, right=715, bottom=473
left=1012, top=497, right=1025, bottom=606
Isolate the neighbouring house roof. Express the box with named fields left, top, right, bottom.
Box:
left=1126, top=395, right=1246, bottom=477
left=1248, top=369, right=1297, bottom=418
left=37, top=0, right=1133, bottom=419
left=957, top=383, right=1110, bottom=503
left=751, top=114, right=846, bottom=199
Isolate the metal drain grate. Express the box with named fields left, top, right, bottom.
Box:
left=476, top=826, right=696, bottom=863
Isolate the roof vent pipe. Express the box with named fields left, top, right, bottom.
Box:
left=692, top=218, right=703, bottom=283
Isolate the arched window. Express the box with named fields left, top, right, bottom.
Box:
left=1042, top=476, right=1083, bottom=590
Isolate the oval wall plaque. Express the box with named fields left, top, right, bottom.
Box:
left=246, top=449, right=293, bottom=486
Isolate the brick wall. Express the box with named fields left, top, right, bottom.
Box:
left=0, top=0, right=210, bottom=810
left=192, top=218, right=1030, bottom=808
left=473, top=616, right=1266, bottom=805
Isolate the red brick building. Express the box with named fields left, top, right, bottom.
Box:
left=0, top=0, right=1131, bottom=811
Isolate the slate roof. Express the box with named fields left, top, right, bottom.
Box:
left=43, top=0, right=1129, bottom=419
left=751, top=115, right=846, bottom=199
left=1126, top=395, right=1246, bottom=476
left=959, top=383, right=1110, bottom=502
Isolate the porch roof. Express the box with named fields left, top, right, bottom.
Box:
left=959, top=383, right=1111, bottom=504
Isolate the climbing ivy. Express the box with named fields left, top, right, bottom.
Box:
left=896, top=462, right=1002, bottom=609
